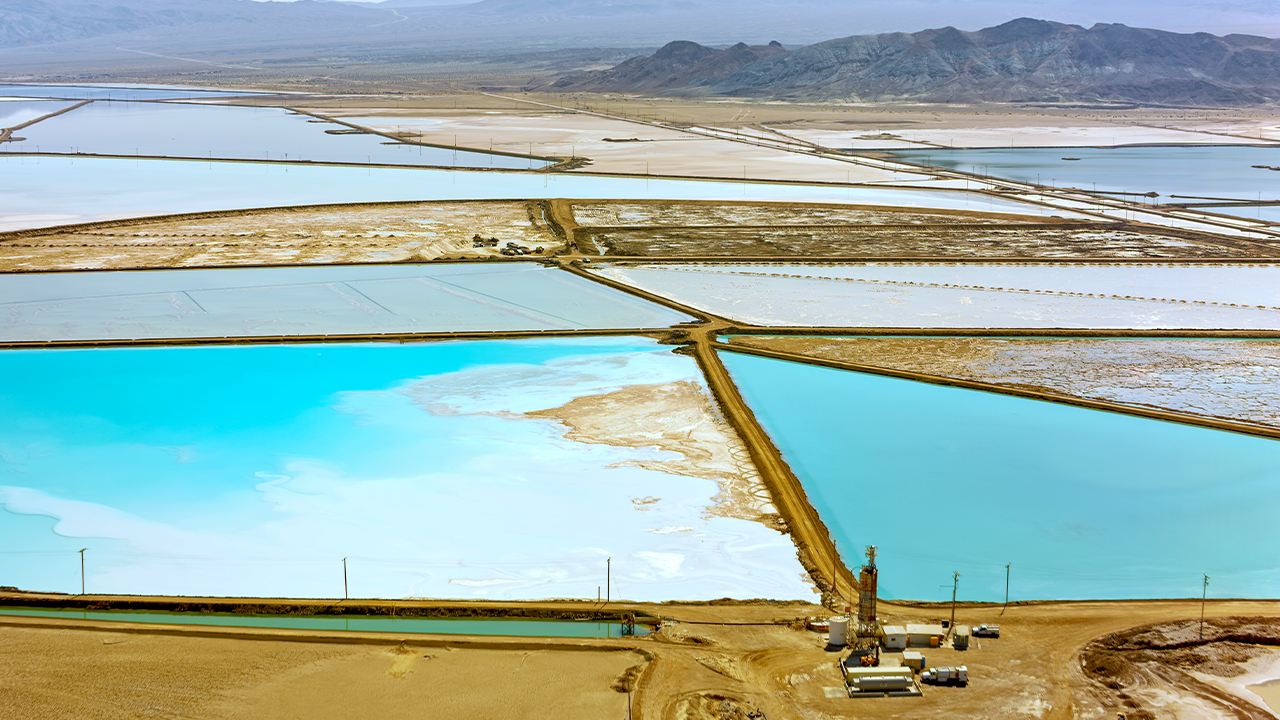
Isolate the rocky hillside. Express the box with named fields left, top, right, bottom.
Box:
left=552, top=40, right=786, bottom=93
left=562, top=19, right=1280, bottom=105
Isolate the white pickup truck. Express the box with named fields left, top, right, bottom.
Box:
left=972, top=623, right=1000, bottom=638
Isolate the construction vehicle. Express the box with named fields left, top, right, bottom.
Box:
left=855, top=647, right=881, bottom=666
left=921, top=666, right=968, bottom=686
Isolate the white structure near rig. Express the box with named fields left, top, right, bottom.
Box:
left=827, top=545, right=986, bottom=697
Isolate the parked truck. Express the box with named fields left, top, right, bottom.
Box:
left=921, top=666, right=968, bottom=686
left=972, top=623, right=1000, bottom=638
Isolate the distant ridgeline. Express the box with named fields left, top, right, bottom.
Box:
left=553, top=18, right=1280, bottom=105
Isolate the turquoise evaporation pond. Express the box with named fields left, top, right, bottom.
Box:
left=888, top=145, right=1280, bottom=223
left=719, top=350, right=1280, bottom=601
left=0, top=83, right=270, bottom=100
left=0, top=263, right=692, bottom=341
left=0, top=155, right=1067, bottom=233
left=0, top=607, right=642, bottom=638
left=0, top=337, right=667, bottom=597
left=4, top=101, right=546, bottom=170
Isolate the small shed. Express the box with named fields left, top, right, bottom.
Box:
left=906, top=624, right=946, bottom=647
left=902, top=651, right=925, bottom=670
left=953, top=625, right=970, bottom=650
left=882, top=624, right=907, bottom=650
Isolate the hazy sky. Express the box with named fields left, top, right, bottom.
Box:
left=254, top=0, right=1280, bottom=37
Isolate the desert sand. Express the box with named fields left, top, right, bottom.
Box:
left=0, top=200, right=560, bottom=270
left=4, top=596, right=1279, bottom=720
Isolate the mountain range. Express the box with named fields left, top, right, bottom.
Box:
left=552, top=40, right=787, bottom=93
left=558, top=19, right=1280, bottom=105
left=3, top=1, right=1279, bottom=106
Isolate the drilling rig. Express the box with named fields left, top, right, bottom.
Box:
left=849, top=545, right=882, bottom=666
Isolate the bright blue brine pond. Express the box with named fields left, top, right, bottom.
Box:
left=0, top=607, right=643, bottom=638
left=0, top=338, right=809, bottom=601
left=720, top=350, right=1280, bottom=601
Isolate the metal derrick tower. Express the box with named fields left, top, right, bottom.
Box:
left=857, top=545, right=879, bottom=639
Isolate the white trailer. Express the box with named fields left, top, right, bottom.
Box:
left=921, top=666, right=968, bottom=686
left=844, top=665, right=916, bottom=695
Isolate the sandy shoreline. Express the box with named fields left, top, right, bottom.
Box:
left=1193, top=649, right=1280, bottom=717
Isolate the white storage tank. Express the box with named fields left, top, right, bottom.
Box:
left=849, top=675, right=913, bottom=692
left=828, top=615, right=849, bottom=646
left=844, top=665, right=913, bottom=683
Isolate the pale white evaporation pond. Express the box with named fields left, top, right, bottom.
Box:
left=0, top=338, right=811, bottom=601
left=703, top=263, right=1280, bottom=308
left=891, top=145, right=1280, bottom=224
left=0, top=83, right=271, bottom=100
left=0, top=264, right=693, bottom=341
left=0, top=155, right=1079, bottom=232
left=0, top=99, right=79, bottom=129
left=2, top=101, right=546, bottom=170
left=588, top=263, right=1280, bottom=329
left=735, top=337, right=1280, bottom=429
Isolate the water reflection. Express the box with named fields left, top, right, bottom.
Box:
left=889, top=145, right=1280, bottom=223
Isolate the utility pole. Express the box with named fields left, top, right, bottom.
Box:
left=78, top=548, right=87, bottom=595
left=949, top=571, right=960, bottom=636
left=607, top=557, right=611, bottom=603
left=1001, top=563, right=1011, bottom=616
left=1200, top=575, right=1210, bottom=640
left=342, top=557, right=348, bottom=600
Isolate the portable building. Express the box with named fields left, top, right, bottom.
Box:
left=882, top=625, right=907, bottom=650
left=906, top=624, right=946, bottom=647
left=902, top=651, right=925, bottom=670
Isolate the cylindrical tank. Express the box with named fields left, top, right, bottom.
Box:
left=851, top=676, right=912, bottom=692
left=828, top=615, right=849, bottom=646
